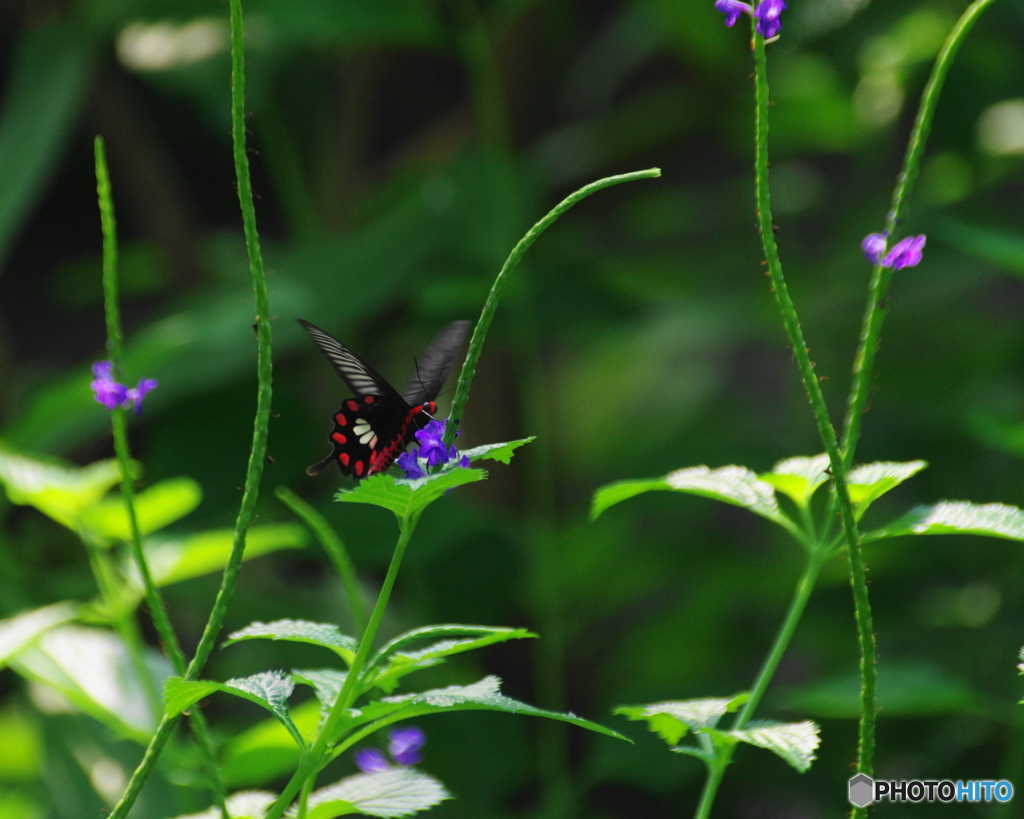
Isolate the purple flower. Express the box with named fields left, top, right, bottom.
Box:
left=91, top=361, right=158, bottom=414
left=715, top=0, right=784, bottom=37
left=396, top=451, right=426, bottom=480
left=356, top=727, right=426, bottom=773
left=883, top=234, right=926, bottom=270
left=389, top=726, right=426, bottom=766
left=714, top=0, right=751, bottom=27
left=861, top=231, right=889, bottom=265
left=860, top=232, right=926, bottom=270
left=398, top=419, right=471, bottom=479
left=755, top=0, right=786, bottom=38
left=355, top=748, right=391, bottom=774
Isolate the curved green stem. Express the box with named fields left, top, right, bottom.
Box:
left=444, top=168, right=661, bottom=446
left=841, top=0, right=998, bottom=467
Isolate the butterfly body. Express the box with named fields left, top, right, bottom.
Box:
left=299, top=319, right=468, bottom=479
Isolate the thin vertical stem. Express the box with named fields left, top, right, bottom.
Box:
left=749, top=28, right=877, bottom=786
left=96, top=138, right=228, bottom=816
left=108, top=0, right=273, bottom=813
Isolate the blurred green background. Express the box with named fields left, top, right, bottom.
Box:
left=2, top=0, right=1024, bottom=816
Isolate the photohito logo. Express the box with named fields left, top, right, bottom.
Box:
left=849, top=774, right=1013, bottom=807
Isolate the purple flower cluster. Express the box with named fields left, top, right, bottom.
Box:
left=715, top=0, right=787, bottom=38
left=861, top=232, right=926, bottom=270
left=396, top=420, right=470, bottom=480
left=90, top=361, right=158, bottom=414
left=356, top=727, right=426, bottom=773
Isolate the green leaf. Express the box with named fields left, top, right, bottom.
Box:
left=0, top=602, right=79, bottom=666
left=460, top=437, right=535, bottom=465
left=0, top=450, right=121, bottom=530
left=367, top=625, right=535, bottom=692
left=336, top=470, right=486, bottom=519
left=354, top=676, right=627, bottom=741
left=293, top=668, right=349, bottom=713
left=224, top=620, right=358, bottom=663
left=9, top=625, right=169, bottom=741
left=306, top=769, right=451, bottom=819
left=167, top=672, right=304, bottom=748
left=593, top=466, right=790, bottom=528
left=174, top=790, right=277, bottom=819
left=82, top=477, right=202, bottom=539
left=616, top=695, right=748, bottom=745
left=590, top=478, right=671, bottom=520
left=864, top=501, right=1024, bottom=543
left=164, top=678, right=221, bottom=716
left=728, top=720, right=820, bottom=773
left=846, top=460, right=927, bottom=518
left=128, top=523, right=307, bottom=587
left=761, top=454, right=830, bottom=507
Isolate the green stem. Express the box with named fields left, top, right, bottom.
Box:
left=264, top=511, right=422, bottom=819
left=275, top=486, right=368, bottom=635
left=96, top=138, right=228, bottom=815
left=108, top=0, right=273, bottom=813
left=694, top=551, right=826, bottom=819
left=750, top=23, right=877, bottom=789
left=841, top=0, right=998, bottom=469
left=443, top=168, right=661, bottom=446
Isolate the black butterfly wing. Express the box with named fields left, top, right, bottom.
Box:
left=298, top=319, right=405, bottom=404
left=402, top=320, right=471, bottom=405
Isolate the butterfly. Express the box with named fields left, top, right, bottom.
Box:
left=299, top=319, right=470, bottom=479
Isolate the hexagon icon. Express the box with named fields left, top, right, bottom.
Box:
left=848, top=773, right=875, bottom=807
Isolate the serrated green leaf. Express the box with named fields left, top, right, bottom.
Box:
left=728, top=719, right=820, bottom=773
left=82, top=477, right=202, bottom=539
left=846, top=460, right=927, bottom=518
left=761, top=454, right=831, bottom=507
left=0, top=450, right=121, bottom=530
left=307, top=769, right=451, bottom=818
left=616, top=695, right=748, bottom=745
left=0, top=602, right=79, bottom=666
left=354, top=676, right=627, bottom=742
left=166, top=672, right=304, bottom=747
left=336, top=470, right=486, bottom=518
left=293, top=668, right=349, bottom=713
left=225, top=620, right=358, bottom=663
left=10, top=625, right=170, bottom=741
left=370, top=625, right=535, bottom=670
left=460, top=437, right=534, bottom=465
left=593, top=466, right=791, bottom=529
left=127, top=523, right=307, bottom=587
left=864, top=501, right=1024, bottom=543
left=664, top=466, right=785, bottom=523
left=175, top=790, right=277, bottom=819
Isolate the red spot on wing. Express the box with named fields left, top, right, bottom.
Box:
left=363, top=395, right=375, bottom=404
left=339, top=452, right=350, bottom=467
left=354, top=460, right=365, bottom=476
left=346, top=400, right=359, bottom=412
left=332, top=432, right=347, bottom=444
left=335, top=413, right=348, bottom=426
